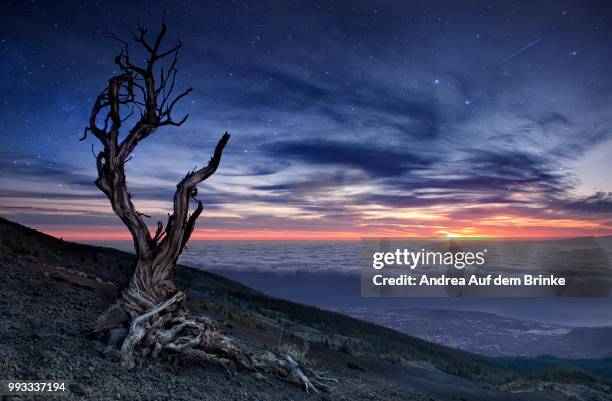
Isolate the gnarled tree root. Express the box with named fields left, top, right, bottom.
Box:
left=98, top=291, right=334, bottom=394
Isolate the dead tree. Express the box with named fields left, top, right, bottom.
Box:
left=83, top=18, right=334, bottom=393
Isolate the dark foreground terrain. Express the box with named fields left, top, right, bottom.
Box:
left=0, top=217, right=610, bottom=401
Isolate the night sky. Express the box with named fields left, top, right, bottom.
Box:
left=2, top=0, right=612, bottom=240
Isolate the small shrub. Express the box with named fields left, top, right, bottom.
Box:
left=340, top=341, right=351, bottom=355
left=279, top=341, right=308, bottom=365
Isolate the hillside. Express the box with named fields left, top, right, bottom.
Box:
left=0, top=217, right=609, bottom=400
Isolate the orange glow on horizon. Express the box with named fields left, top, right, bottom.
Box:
left=25, top=204, right=610, bottom=242
left=46, top=229, right=364, bottom=241
left=43, top=223, right=611, bottom=242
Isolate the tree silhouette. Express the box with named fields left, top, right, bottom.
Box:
left=83, top=16, right=332, bottom=393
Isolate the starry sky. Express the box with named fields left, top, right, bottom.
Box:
left=2, top=0, right=612, bottom=240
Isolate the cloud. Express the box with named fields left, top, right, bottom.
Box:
left=268, top=139, right=433, bottom=177
left=559, top=192, right=612, bottom=213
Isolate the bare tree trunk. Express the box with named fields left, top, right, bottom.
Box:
left=83, top=17, right=333, bottom=393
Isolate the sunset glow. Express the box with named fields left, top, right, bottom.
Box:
left=41, top=211, right=610, bottom=241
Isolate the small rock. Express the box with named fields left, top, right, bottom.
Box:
left=253, top=372, right=271, bottom=384
left=347, top=362, right=365, bottom=372
left=254, top=372, right=265, bottom=380
left=69, top=383, right=90, bottom=395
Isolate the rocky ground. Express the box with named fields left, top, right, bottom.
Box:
left=0, top=248, right=431, bottom=401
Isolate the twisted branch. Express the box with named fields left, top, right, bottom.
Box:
left=84, top=19, right=228, bottom=259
